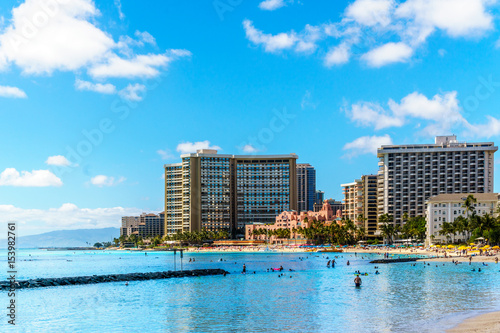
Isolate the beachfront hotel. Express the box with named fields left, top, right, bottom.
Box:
left=120, top=212, right=165, bottom=238
left=297, top=163, right=316, bottom=212
left=164, top=149, right=298, bottom=235
left=341, top=175, right=378, bottom=237
left=377, top=135, right=497, bottom=225
left=426, top=193, right=499, bottom=245
left=245, top=200, right=342, bottom=243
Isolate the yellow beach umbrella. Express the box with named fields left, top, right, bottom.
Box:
left=470, top=243, right=475, bottom=246
left=482, top=245, right=491, bottom=249
left=447, top=245, right=454, bottom=249
left=458, top=246, right=467, bottom=250
left=492, top=246, right=500, bottom=250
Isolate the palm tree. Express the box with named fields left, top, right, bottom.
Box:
left=478, top=214, right=496, bottom=244
left=463, top=194, right=477, bottom=219
left=378, top=214, right=394, bottom=244
left=357, top=226, right=366, bottom=242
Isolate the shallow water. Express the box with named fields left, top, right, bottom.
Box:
left=1, top=249, right=499, bottom=332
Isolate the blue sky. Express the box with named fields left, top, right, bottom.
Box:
left=1, top=0, right=500, bottom=235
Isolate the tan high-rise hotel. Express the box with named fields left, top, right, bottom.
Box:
left=164, top=149, right=298, bottom=235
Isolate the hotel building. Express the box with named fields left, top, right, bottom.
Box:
left=245, top=200, right=342, bottom=243
left=315, top=190, right=325, bottom=206
left=164, top=150, right=298, bottom=235
left=378, top=135, right=497, bottom=225
left=342, top=175, right=378, bottom=237
left=120, top=212, right=165, bottom=238
left=426, top=193, right=499, bottom=245
left=297, top=163, right=316, bottom=212
left=314, top=198, right=342, bottom=213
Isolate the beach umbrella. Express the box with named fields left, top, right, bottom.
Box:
left=469, top=243, right=475, bottom=246
left=447, top=245, right=454, bottom=249
left=492, top=246, right=500, bottom=250
left=482, top=245, right=491, bottom=249
left=458, top=246, right=467, bottom=250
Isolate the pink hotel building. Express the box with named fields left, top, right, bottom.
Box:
left=245, top=201, right=342, bottom=243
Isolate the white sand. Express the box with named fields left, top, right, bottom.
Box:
left=447, top=311, right=500, bottom=333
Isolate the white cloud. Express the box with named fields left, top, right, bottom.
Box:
left=324, top=43, right=350, bottom=67
left=466, top=116, right=500, bottom=138
left=89, top=53, right=167, bottom=79
left=135, top=31, right=156, bottom=46
left=344, top=91, right=500, bottom=137
left=176, top=141, right=222, bottom=154
left=0, top=0, right=115, bottom=75
left=75, top=79, right=116, bottom=94
left=0, top=0, right=190, bottom=98
left=90, top=175, right=125, bottom=187
left=157, top=149, right=175, bottom=160
left=346, top=101, right=404, bottom=130
left=345, top=0, right=394, bottom=27
left=243, top=0, right=496, bottom=67
left=119, top=83, right=146, bottom=101
left=242, top=144, right=259, bottom=153
left=396, top=0, right=494, bottom=39
left=89, top=49, right=190, bottom=79
left=0, top=168, right=62, bottom=187
left=0, top=85, right=27, bottom=98
left=343, top=134, right=393, bottom=157
left=259, top=0, right=286, bottom=11
left=114, top=0, right=125, bottom=20
left=295, top=25, right=322, bottom=53
left=0, top=203, right=142, bottom=235
left=243, top=19, right=297, bottom=53
left=45, top=155, right=71, bottom=166
left=362, top=42, right=413, bottom=67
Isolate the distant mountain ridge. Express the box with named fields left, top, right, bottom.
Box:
left=1, top=227, right=120, bottom=248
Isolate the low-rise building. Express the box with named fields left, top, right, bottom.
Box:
left=245, top=201, right=342, bottom=243
left=426, top=193, right=499, bottom=245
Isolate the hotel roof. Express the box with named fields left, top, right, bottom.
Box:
left=427, top=193, right=499, bottom=203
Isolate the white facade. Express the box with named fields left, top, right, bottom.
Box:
left=426, top=193, right=498, bottom=245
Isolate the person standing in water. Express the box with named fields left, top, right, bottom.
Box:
left=354, top=275, right=362, bottom=287
left=242, top=264, right=246, bottom=274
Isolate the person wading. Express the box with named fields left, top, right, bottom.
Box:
left=354, top=275, right=362, bottom=287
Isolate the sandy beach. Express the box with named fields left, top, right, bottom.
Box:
left=447, top=311, right=500, bottom=333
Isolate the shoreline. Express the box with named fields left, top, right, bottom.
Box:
left=447, top=311, right=500, bottom=333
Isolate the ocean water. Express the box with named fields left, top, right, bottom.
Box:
left=1, top=249, right=500, bottom=332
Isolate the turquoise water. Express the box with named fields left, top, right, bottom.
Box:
left=1, top=249, right=500, bottom=332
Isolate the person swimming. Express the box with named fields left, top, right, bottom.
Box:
left=354, top=275, right=362, bottom=287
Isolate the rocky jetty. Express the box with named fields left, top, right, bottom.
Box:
left=370, top=258, right=419, bottom=264
left=0, top=269, right=229, bottom=290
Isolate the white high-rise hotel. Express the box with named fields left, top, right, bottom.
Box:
left=377, top=135, right=497, bottom=225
